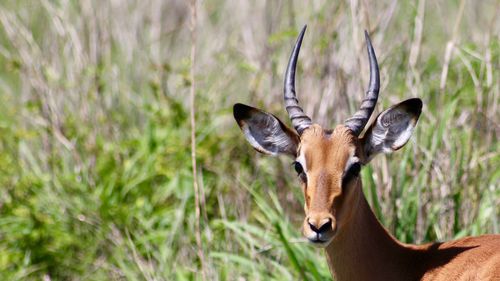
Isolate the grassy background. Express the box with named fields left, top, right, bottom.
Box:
left=0, top=0, right=498, bottom=280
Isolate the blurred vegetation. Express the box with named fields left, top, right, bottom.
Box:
left=0, top=0, right=498, bottom=280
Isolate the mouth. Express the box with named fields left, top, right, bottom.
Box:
left=307, top=235, right=332, bottom=247
left=304, top=228, right=336, bottom=247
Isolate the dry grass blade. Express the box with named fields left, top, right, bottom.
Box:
left=439, top=0, right=466, bottom=94
left=188, top=0, right=207, bottom=280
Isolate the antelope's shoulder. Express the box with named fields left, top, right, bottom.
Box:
left=421, top=235, right=500, bottom=281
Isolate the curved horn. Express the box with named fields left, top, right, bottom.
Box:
left=284, top=25, right=312, bottom=135
left=344, top=31, right=380, bottom=136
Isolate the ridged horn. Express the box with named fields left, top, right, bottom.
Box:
left=284, top=25, right=312, bottom=135
left=344, top=31, right=380, bottom=136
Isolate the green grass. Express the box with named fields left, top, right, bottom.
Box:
left=0, top=0, right=498, bottom=280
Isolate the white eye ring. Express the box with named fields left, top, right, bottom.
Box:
left=344, top=156, right=360, bottom=172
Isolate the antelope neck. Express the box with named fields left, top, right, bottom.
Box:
left=325, top=182, right=418, bottom=281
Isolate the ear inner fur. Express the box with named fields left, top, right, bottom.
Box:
left=233, top=103, right=299, bottom=156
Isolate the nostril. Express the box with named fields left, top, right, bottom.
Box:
left=318, top=218, right=332, bottom=233
left=307, top=217, right=332, bottom=234
left=307, top=219, right=320, bottom=233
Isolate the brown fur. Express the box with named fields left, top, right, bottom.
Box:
left=298, top=124, right=500, bottom=281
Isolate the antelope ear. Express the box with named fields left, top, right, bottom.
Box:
left=233, top=103, right=299, bottom=157
left=360, top=98, right=422, bottom=163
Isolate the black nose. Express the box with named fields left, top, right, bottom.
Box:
left=308, top=218, right=332, bottom=234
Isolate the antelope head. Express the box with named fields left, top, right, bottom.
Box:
left=233, top=26, right=422, bottom=247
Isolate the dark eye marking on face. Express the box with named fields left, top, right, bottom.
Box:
left=293, top=161, right=303, bottom=174
left=292, top=161, right=308, bottom=183
left=342, top=162, right=361, bottom=186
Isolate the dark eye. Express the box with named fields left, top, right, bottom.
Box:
left=293, top=161, right=303, bottom=175
left=342, top=162, right=361, bottom=186
left=292, top=161, right=307, bottom=182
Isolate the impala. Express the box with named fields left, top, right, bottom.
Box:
left=233, top=25, right=500, bottom=280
